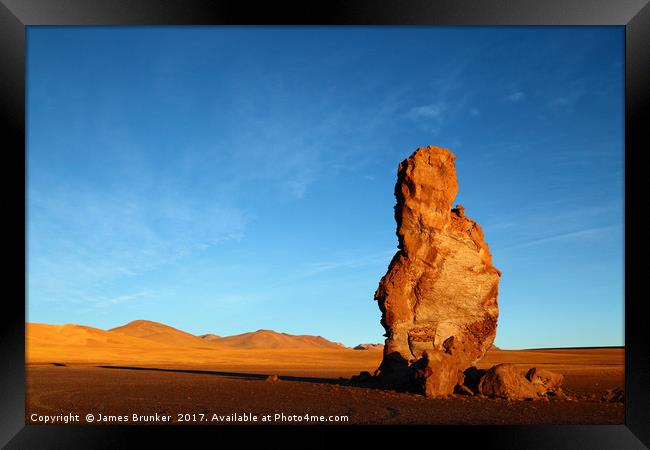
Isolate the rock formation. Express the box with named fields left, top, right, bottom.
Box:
left=374, top=146, right=501, bottom=395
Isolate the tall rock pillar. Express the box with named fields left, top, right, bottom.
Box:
left=375, top=146, right=501, bottom=395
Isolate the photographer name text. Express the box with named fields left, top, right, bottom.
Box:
left=29, top=412, right=349, bottom=424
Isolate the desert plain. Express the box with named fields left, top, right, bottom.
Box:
left=26, top=320, right=624, bottom=425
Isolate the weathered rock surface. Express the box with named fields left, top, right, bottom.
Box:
left=478, top=364, right=565, bottom=400
left=526, top=367, right=563, bottom=391
left=374, top=146, right=501, bottom=393
left=417, top=350, right=465, bottom=398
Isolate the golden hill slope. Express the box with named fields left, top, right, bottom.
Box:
left=216, top=329, right=346, bottom=349
left=109, top=320, right=219, bottom=348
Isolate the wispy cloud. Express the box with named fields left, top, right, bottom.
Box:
left=548, top=97, right=571, bottom=107
left=407, top=104, right=446, bottom=120
left=503, top=91, right=525, bottom=102
left=546, top=89, right=586, bottom=112
left=77, top=290, right=155, bottom=314
left=296, top=250, right=395, bottom=280
left=28, top=179, right=251, bottom=308
left=405, top=103, right=448, bottom=134
left=403, top=56, right=484, bottom=134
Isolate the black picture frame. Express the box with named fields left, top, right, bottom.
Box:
left=1, top=0, right=647, bottom=447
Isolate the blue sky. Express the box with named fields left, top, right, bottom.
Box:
left=27, top=26, right=624, bottom=349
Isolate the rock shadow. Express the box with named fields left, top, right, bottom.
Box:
left=95, top=365, right=391, bottom=389
left=94, top=364, right=417, bottom=393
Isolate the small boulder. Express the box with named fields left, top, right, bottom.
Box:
left=421, top=350, right=463, bottom=398
left=479, top=364, right=565, bottom=400
left=601, top=388, right=625, bottom=403
left=478, top=364, right=540, bottom=400
left=351, top=371, right=373, bottom=383
left=265, top=374, right=280, bottom=383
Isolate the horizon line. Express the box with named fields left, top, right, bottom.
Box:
left=25, top=320, right=624, bottom=351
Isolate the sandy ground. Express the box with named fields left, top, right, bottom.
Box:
left=26, top=345, right=624, bottom=425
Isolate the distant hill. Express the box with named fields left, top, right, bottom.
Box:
left=354, top=343, right=384, bottom=351
left=27, top=323, right=160, bottom=348
left=25, top=322, right=182, bottom=364
left=215, top=329, right=346, bottom=349
left=29, top=320, right=349, bottom=351
left=109, top=320, right=219, bottom=348
left=199, top=333, right=222, bottom=341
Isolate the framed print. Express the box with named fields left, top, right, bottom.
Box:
left=1, top=0, right=648, bottom=448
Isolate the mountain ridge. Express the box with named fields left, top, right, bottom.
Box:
left=31, top=319, right=350, bottom=350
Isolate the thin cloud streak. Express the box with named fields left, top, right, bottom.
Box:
left=498, top=223, right=621, bottom=251
left=298, top=250, right=396, bottom=278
